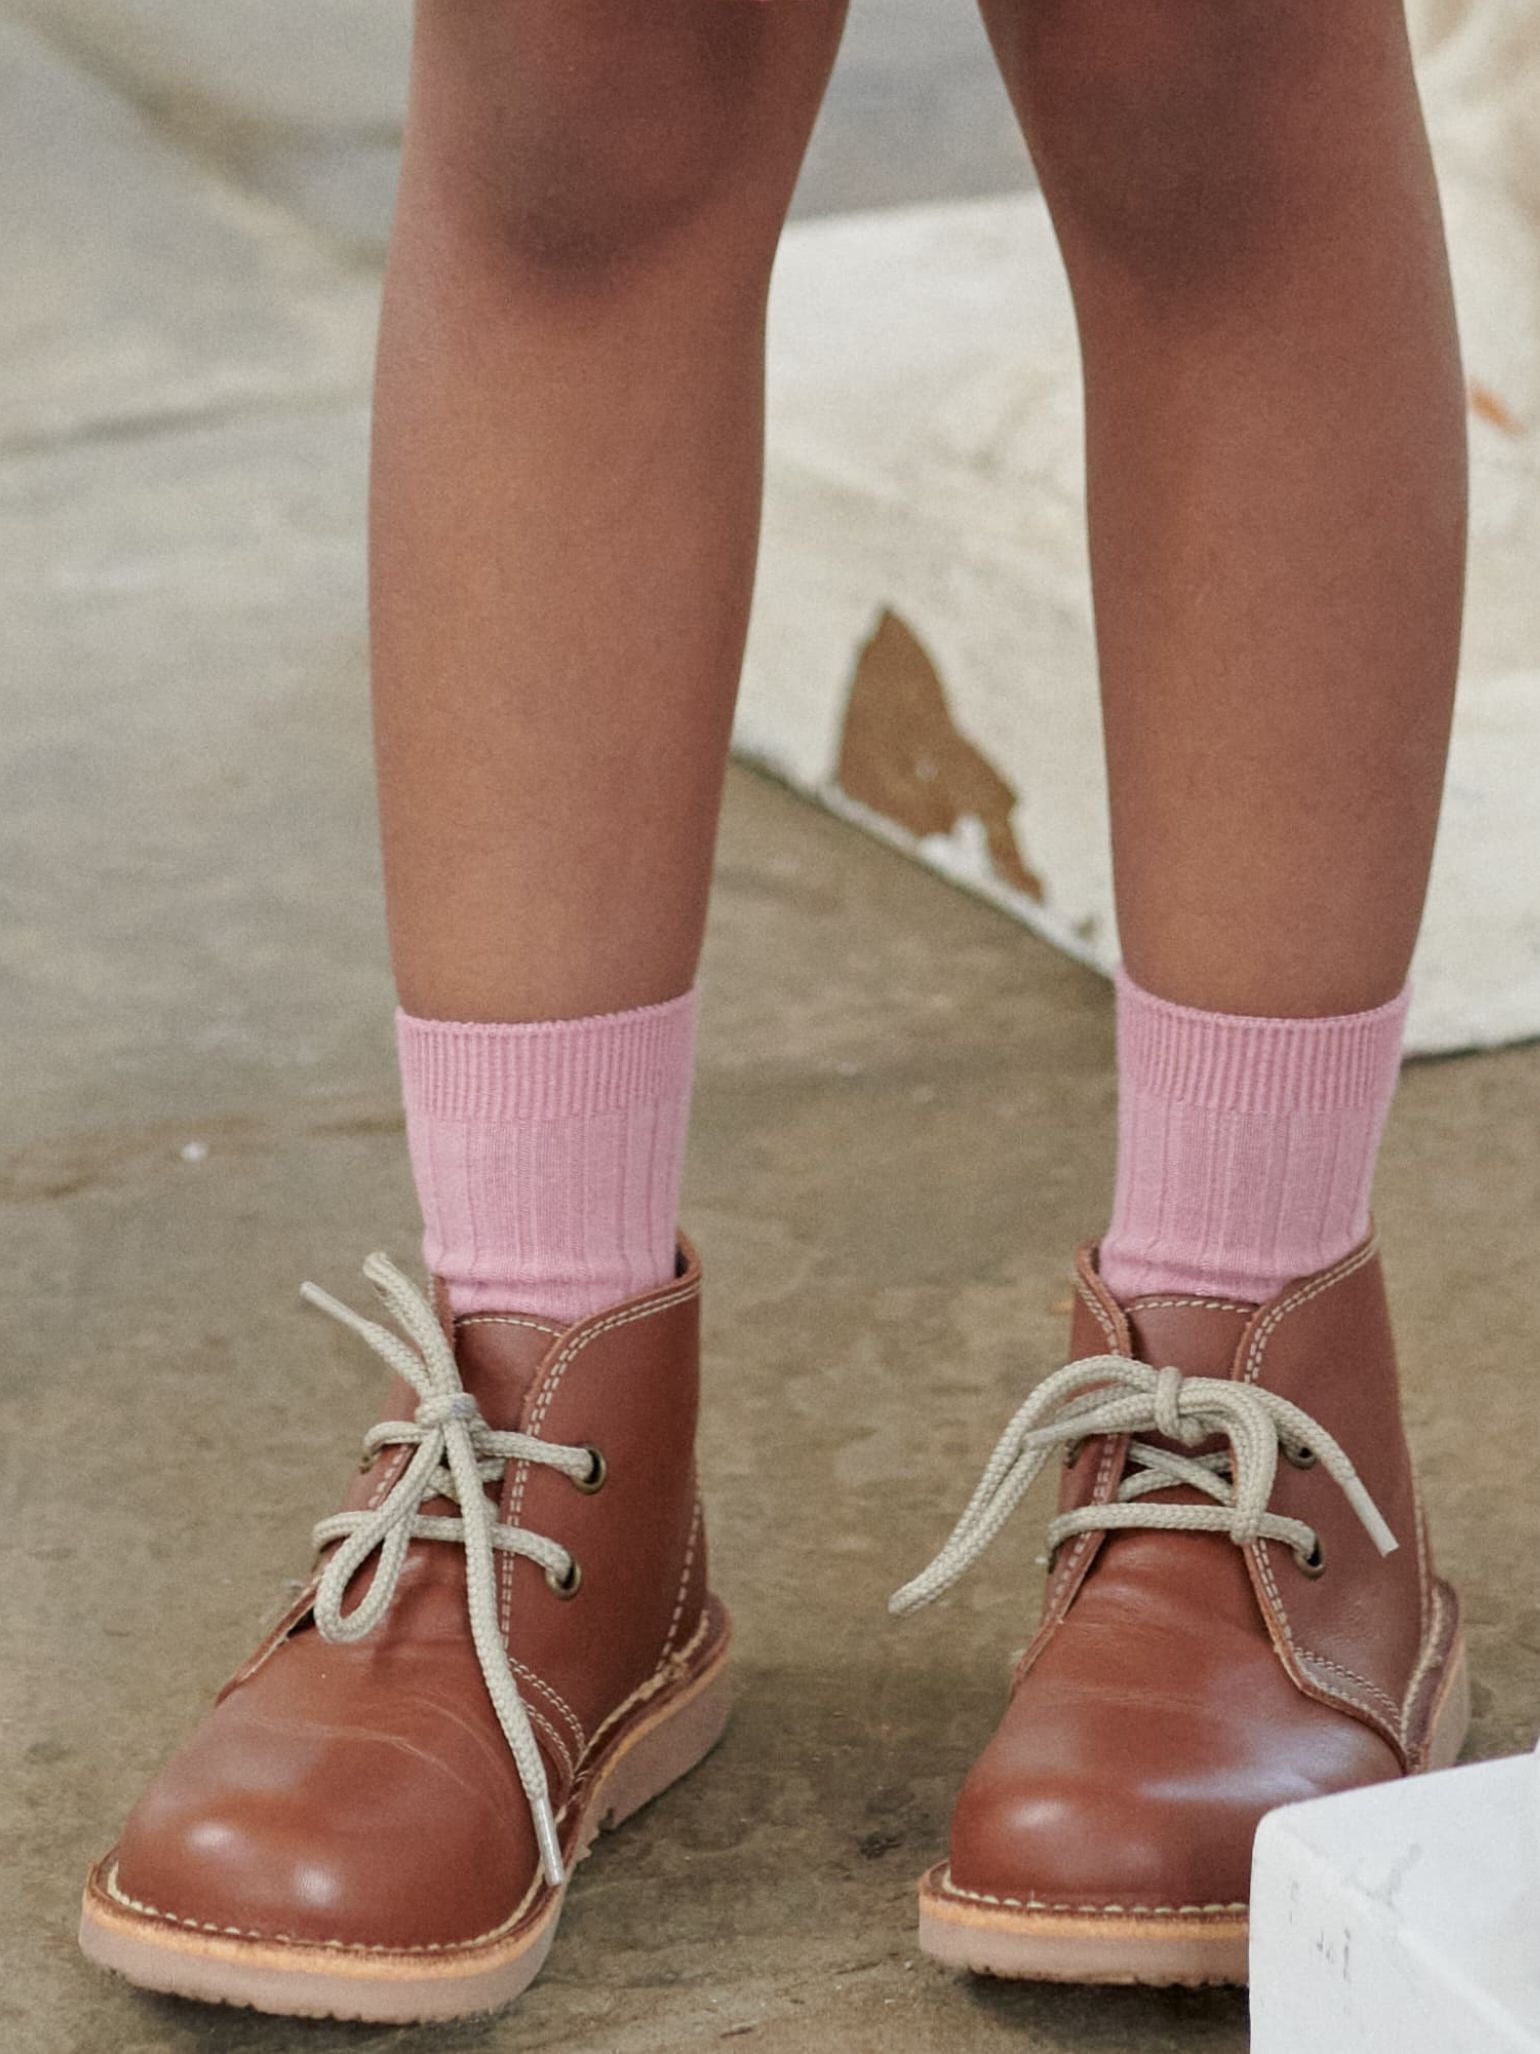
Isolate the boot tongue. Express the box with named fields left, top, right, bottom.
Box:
left=333, top=1291, right=564, bottom=1523
left=311, top=1285, right=576, bottom=1635
left=1122, top=1298, right=1255, bottom=1380
left=1061, top=1291, right=1268, bottom=1634
left=417, top=1302, right=565, bottom=1528
left=1060, top=1263, right=1259, bottom=1521
left=450, top=1311, right=563, bottom=1429
left=1115, top=1296, right=1259, bottom=1488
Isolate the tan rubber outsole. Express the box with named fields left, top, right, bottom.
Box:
left=79, top=1608, right=732, bottom=2023
left=916, top=1628, right=1471, bottom=1988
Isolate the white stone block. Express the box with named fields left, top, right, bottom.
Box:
left=1250, top=1748, right=1540, bottom=2054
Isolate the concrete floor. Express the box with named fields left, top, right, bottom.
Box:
left=2, top=6, right=1538, bottom=2052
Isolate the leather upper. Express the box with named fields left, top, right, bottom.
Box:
left=108, top=1246, right=712, bottom=1952
left=946, top=1237, right=1458, bottom=1911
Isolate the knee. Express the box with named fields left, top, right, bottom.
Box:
left=1002, top=0, right=1343, bottom=290
left=406, top=3, right=791, bottom=290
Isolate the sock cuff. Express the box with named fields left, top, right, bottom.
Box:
left=1113, top=969, right=1410, bottom=1116
left=396, top=989, right=698, bottom=1124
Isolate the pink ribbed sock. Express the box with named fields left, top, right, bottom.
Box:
left=1099, top=970, right=1410, bottom=1306
left=396, top=990, right=697, bottom=1324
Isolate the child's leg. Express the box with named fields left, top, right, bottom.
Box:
left=891, top=2, right=1469, bottom=1988
left=981, top=0, right=1464, bottom=1301
left=373, top=0, right=846, bottom=1319
left=81, top=6, right=847, bottom=2023
left=375, top=0, right=846, bottom=1026
left=983, top=0, right=1464, bottom=1021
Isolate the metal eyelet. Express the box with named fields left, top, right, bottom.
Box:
left=546, top=1557, right=583, bottom=1599
left=1283, top=1441, right=1318, bottom=1470
left=572, top=1445, right=607, bottom=1494
left=1294, top=1538, right=1327, bottom=1579
left=357, top=1448, right=378, bottom=1475
left=1062, top=1438, right=1085, bottom=1471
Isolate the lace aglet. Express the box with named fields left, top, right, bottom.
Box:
left=300, top=1279, right=351, bottom=1321
left=534, top=1797, right=566, bottom=1889
left=1345, top=1477, right=1398, bottom=1557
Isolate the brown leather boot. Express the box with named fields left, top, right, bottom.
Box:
left=892, top=1235, right=1467, bottom=1987
left=80, top=1242, right=730, bottom=2021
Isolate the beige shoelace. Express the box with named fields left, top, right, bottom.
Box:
left=301, top=1253, right=598, bottom=1888
left=890, top=1353, right=1397, bottom=1617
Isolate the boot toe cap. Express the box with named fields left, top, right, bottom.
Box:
left=946, top=1683, right=1401, bottom=1913
left=110, top=1642, right=539, bottom=1952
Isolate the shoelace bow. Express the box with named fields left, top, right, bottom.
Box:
left=889, top=1353, right=1397, bottom=1617
left=301, top=1253, right=597, bottom=1888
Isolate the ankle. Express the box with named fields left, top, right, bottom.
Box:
left=1099, top=969, right=1409, bottom=1305
left=397, top=990, right=697, bottom=1325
